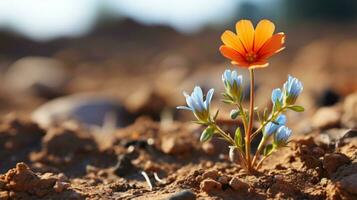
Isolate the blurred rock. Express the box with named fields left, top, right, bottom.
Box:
left=168, top=189, right=196, bottom=200
left=160, top=136, right=192, bottom=155
left=31, top=94, right=133, bottom=128
left=341, top=92, right=357, bottom=129
left=316, top=88, right=340, bottom=107
left=200, top=178, right=221, bottom=192
left=229, top=177, right=249, bottom=191
left=338, top=174, right=357, bottom=195
left=312, top=106, right=341, bottom=129
left=322, top=153, right=350, bottom=177
left=4, top=57, right=70, bottom=99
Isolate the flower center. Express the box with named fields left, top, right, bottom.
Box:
left=245, top=52, right=257, bottom=63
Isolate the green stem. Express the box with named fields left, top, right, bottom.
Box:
left=246, top=68, right=255, bottom=172
left=250, top=107, right=285, bottom=140
left=252, top=136, right=268, bottom=167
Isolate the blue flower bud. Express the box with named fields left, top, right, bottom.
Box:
left=177, top=86, right=214, bottom=123
left=283, top=75, right=303, bottom=105
left=263, top=114, right=287, bottom=137
left=274, top=126, right=292, bottom=147
left=222, top=69, right=243, bottom=102
left=271, top=88, right=283, bottom=105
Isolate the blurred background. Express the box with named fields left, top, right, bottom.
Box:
left=0, top=0, right=356, bottom=130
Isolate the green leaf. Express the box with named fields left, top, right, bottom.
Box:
left=213, top=109, right=220, bottom=120
left=222, top=99, right=234, bottom=104
left=200, top=126, right=214, bottom=142
left=287, top=105, right=304, bottom=112
left=230, top=109, right=240, bottom=119
left=263, top=144, right=275, bottom=156
left=263, top=108, right=268, bottom=121
left=234, top=127, right=243, bottom=147
left=192, top=121, right=208, bottom=125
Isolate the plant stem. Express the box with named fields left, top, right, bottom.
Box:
left=214, top=125, right=235, bottom=146
left=250, top=107, right=285, bottom=140
left=251, top=136, right=268, bottom=167
left=246, top=68, right=255, bottom=172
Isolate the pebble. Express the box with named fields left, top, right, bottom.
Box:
left=200, top=178, right=222, bottom=192
left=53, top=181, right=70, bottom=193
left=218, top=175, right=230, bottom=185
left=4, top=56, right=69, bottom=98
left=322, top=153, right=350, bottom=176
left=312, top=106, right=341, bottom=129
left=168, top=189, right=196, bottom=200
left=160, top=137, right=192, bottom=154
left=201, top=142, right=215, bottom=155
left=31, top=94, right=133, bottom=128
left=229, top=177, right=248, bottom=191
left=202, top=170, right=219, bottom=180
left=339, top=174, right=357, bottom=195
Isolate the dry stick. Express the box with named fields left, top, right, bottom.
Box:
left=246, top=68, right=255, bottom=172
left=141, top=171, right=153, bottom=191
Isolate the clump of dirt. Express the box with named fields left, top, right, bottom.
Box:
left=0, top=162, right=81, bottom=199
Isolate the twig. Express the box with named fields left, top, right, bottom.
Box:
left=141, top=171, right=153, bottom=191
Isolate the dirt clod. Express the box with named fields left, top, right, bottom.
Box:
left=322, top=153, right=350, bottom=176
left=200, top=178, right=222, bottom=192
left=229, top=177, right=248, bottom=191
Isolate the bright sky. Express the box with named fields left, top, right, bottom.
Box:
left=0, top=0, right=268, bottom=41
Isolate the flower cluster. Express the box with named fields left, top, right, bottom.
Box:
left=177, top=19, right=304, bottom=173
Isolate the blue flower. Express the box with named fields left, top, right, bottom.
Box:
left=263, top=114, right=287, bottom=137
left=283, top=75, right=303, bottom=105
left=177, top=86, right=214, bottom=123
left=222, top=69, right=243, bottom=102
left=271, top=88, right=283, bottom=105
left=274, top=126, right=292, bottom=146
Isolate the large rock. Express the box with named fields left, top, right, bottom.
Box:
left=312, top=106, right=341, bottom=129
left=4, top=57, right=70, bottom=98
left=31, top=94, right=133, bottom=128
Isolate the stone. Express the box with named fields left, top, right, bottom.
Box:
left=31, top=94, right=133, bottom=128
left=200, top=178, right=222, bottom=192
left=338, top=174, right=357, bottom=195
left=168, top=189, right=196, bottom=200
left=202, top=170, right=219, bottom=180
left=4, top=56, right=69, bottom=98
left=229, top=177, right=248, bottom=191
left=323, top=153, right=350, bottom=176
left=160, top=137, right=192, bottom=155
left=341, top=92, right=357, bottom=129
left=312, top=106, right=341, bottom=129
left=201, top=142, right=215, bottom=155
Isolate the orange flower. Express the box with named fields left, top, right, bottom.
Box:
left=219, top=19, right=285, bottom=68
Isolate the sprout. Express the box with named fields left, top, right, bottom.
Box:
left=177, top=86, right=214, bottom=123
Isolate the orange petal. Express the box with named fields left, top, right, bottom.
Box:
left=219, top=45, right=247, bottom=65
left=232, top=61, right=250, bottom=68
left=253, top=19, right=275, bottom=52
left=235, top=20, right=254, bottom=52
left=221, top=30, right=246, bottom=54
left=248, top=60, right=269, bottom=69
left=258, top=32, right=285, bottom=59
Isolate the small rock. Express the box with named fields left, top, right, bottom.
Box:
left=160, top=137, right=192, bottom=154
left=218, top=175, right=230, bottom=185
left=312, top=106, right=341, bottom=129
left=202, top=170, right=219, bottom=180
left=53, top=181, right=70, bottom=193
left=200, top=178, right=222, bottom=192
left=4, top=56, right=69, bottom=98
left=168, top=189, right=196, bottom=200
left=31, top=94, right=133, bottom=128
left=201, top=142, right=215, bottom=155
left=229, top=177, right=248, bottom=191
left=338, top=174, right=357, bottom=195
left=323, top=153, right=350, bottom=176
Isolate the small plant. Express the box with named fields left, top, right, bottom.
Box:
left=177, top=19, right=304, bottom=173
